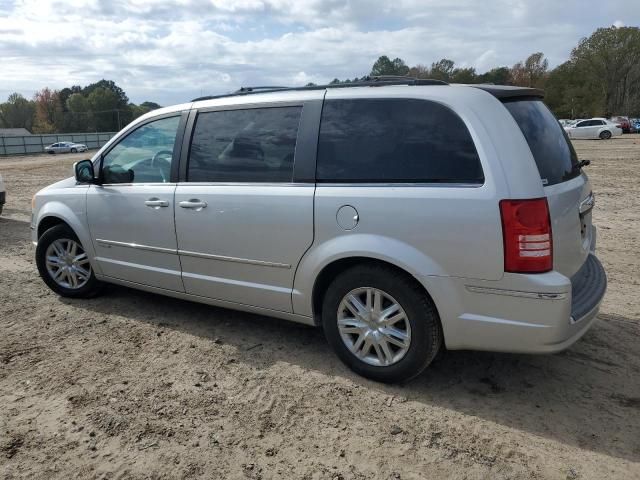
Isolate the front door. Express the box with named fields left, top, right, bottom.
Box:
left=87, top=114, right=185, bottom=291
left=174, top=105, right=315, bottom=312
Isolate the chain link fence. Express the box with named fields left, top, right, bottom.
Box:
left=0, top=132, right=117, bottom=156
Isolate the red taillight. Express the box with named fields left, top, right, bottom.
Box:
left=499, top=198, right=553, bottom=273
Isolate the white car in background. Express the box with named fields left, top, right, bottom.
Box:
left=0, top=173, right=5, bottom=216
left=45, top=142, right=89, bottom=154
left=564, top=118, right=623, bottom=140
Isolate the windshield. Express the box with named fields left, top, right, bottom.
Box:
left=503, top=99, right=580, bottom=186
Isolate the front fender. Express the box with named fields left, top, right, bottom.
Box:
left=292, top=234, right=447, bottom=317
left=34, top=193, right=101, bottom=275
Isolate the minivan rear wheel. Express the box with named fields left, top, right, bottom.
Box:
left=322, top=265, right=442, bottom=383
left=36, top=224, right=103, bottom=298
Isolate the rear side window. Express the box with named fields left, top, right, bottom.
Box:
left=188, top=106, right=302, bottom=183
left=316, top=99, right=483, bottom=183
left=503, top=99, right=580, bottom=186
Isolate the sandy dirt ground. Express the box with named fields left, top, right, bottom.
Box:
left=1, top=139, right=639, bottom=479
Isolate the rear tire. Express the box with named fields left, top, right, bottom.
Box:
left=599, top=130, right=612, bottom=140
left=71, top=148, right=77, bottom=153
left=36, top=224, right=103, bottom=298
left=322, top=264, right=442, bottom=383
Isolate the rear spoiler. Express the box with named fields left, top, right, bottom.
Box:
left=470, top=85, right=544, bottom=99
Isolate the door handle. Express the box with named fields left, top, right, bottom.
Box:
left=145, top=199, right=169, bottom=208
left=179, top=200, right=208, bottom=209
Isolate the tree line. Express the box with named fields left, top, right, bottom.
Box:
left=320, top=26, right=640, bottom=119
left=0, top=79, right=161, bottom=134
left=1, top=25, right=638, bottom=134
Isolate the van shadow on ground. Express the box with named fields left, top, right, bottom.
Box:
left=66, top=282, right=640, bottom=464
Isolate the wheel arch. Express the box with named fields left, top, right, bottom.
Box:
left=310, top=256, right=443, bottom=326
left=35, top=202, right=101, bottom=275
left=37, top=215, right=70, bottom=239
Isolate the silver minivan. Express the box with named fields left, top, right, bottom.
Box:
left=31, top=79, right=607, bottom=382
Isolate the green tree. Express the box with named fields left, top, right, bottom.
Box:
left=430, top=59, right=455, bottom=81
left=571, top=26, right=640, bottom=115
left=451, top=67, right=477, bottom=84
left=370, top=55, right=410, bottom=76
left=477, top=67, right=511, bottom=85
left=87, top=87, right=123, bottom=131
left=65, top=93, right=92, bottom=132
left=0, top=93, right=35, bottom=130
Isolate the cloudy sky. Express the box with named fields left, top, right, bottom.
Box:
left=1, top=0, right=639, bottom=105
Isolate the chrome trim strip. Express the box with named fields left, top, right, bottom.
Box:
left=96, top=238, right=177, bottom=254
left=465, top=285, right=567, bottom=300
left=178, top=249, right=291, bottom=269
left=579, top=192, right=595, bottom=214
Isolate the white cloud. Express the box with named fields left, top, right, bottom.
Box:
left=1, top=0, right=640, bottom=105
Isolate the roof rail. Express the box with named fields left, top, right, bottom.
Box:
left=191, top=76, right=448, bottom=102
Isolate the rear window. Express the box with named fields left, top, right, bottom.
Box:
left=503, top=99, right=580, bottom=186
left=316, top=99, right=483, bottom=183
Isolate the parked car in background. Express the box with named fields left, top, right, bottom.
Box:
left=45, top=142, right=88, bottom=154
left=31, top=81, right=607, bottom=383
left=564, top=118, right=622, bottom=140
left=609, top=116, right=633, bottom=133
left=0, top=174, right=5, bottom=216
left=632, top=119, right=640, bottom=132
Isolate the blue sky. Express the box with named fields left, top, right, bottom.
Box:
left=1, top=0, right=639, bottom=105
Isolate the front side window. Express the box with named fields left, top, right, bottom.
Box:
left=101, top=116, right=181, bottom=184
left=188, top=106, right=302, bottom=183
left=575, top=121, right=589, bottom=128
left=316, top=99, right=483, bottom=183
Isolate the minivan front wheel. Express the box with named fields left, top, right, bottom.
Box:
left=322, top=265, right=442, bottom=383
left=36, top=224, right=102, bottom=298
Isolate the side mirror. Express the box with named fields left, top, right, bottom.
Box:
left=74, top=159, right=96, bottom=184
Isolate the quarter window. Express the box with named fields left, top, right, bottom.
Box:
left=188, top=107, right=302, bottom=183
left=316, top=99, right=483, bottom=183
left=101, top=116, right=181, bottom=184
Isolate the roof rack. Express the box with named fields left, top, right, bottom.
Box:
left=191, top=76, right=448, bottom=102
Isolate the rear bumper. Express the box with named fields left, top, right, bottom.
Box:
left=421, top=254, right=607, bottom=354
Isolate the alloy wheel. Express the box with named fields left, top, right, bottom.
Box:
left=337, top=287, right=411, bottom=366
left=45, top=238, right=91, bottom=289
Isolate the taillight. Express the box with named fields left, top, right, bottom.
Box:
left=499, top=198, right=553, bottom=273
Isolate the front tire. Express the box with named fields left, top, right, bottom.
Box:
left=36, top=224, right=102, bottom=298
left=599, top=130, right=612, bottom=140
left=71, top=148, right=77, bottom=153
left=322, top=265, right=442, bottom=383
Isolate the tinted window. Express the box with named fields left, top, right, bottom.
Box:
left=188, top=107, right=302, bottom=183
left=575, top=121, right=589, bottom=128
left=503, top=99, right=580, bottom=186
left=316, top=99, right=483, bottom=183
left=102, top=116, right=180, bottom=184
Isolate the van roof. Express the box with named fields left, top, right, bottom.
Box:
left=191, top=78, right=544, bottom=104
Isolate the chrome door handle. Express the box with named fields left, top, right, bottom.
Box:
left=145, top=199, right=169, bottom=208
left=179, top=200, right=207, bottom=209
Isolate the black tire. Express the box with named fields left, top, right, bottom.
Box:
left=71, top=148, right=77, bottom=153
left=322, top=264, right=442, bottom=383
left=599, top=130, right=612, bottom=140
left=47, top=150, right=54, bottom=155
left=36, top=224, right=103, bottom=298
